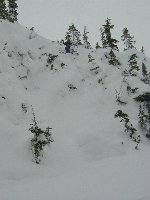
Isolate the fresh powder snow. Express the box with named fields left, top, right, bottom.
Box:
left=0, top=20, right=150, bottom=200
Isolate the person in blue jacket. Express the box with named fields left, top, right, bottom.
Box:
left=63, top=40, right=72, bottom=53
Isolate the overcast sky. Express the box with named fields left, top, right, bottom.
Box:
left=18, top=0, right=150, bottom=56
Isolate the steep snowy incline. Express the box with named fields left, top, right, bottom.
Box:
left=0, top=20, right=150, bottom=200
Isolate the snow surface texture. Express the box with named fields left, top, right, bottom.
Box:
left=0, top=20, right=150, bottom=200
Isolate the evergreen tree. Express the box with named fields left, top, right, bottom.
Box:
left=8, top=0, right=18, bottom=23
left=128, top=54, right=140, bottom=75
left=142, top=62, right=148, bottom=77
left=65, top=23, right=82, bottom=46
left=0, top=0, right=7, bottom=20
left=142, top=62, right=150, bottom=84
left=134, top=93, right=150, bottom=138
left=29, top=108, right=53, bottom=164
left=108, top=49, right=120, bottom=66
left=121, top=28, right=136, bottom=50
left=83, top=26, right=91, bottom=49
left=100, top=27, right=107, bottom=48
left=138, top=105, right=147, bottom=130
left=100, top=18, right=119, bottom=51
left=88, top=53, right=95, bottom=63
left=141, top=46, right=145, bottom=54
left=114, top=110, right=140, bottom=143
left=95, top=42, right=101, bottom=49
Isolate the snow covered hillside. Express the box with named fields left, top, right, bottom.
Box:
left=0, top=20, right=150, bottom=200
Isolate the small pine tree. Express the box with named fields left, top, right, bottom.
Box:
left=126, top=83, right=138, bottom=94
left=141, top=46, right=145, bottom=54
left=121, top=28, right=136, bottom=50
left=65, top=30, right=71, bottom=43
left=108, top=49, right=121, bottom=66
left=100, top=27, right=107, bottom=48
left=147, top=100, right=150, bottom=137
left=114, top=110, right=140, bottom=143
left=88, top=53, right=95, bottom=63
left=29, top=109, right=53, bottom=164
left=0, top=0, right=7, bottom=20
left=128, top=54, right=140, bottom=76
left=138, top=105, right=147, bottom=130
left=8, top=0, right=18, bottom=23
left=65, top=23, right=82, bottom=46
left=46, top=53, right=58, bottom=69
left=100, top=18, right=119, bottom=51
left=134, top=93, right=150, bottom=138
left=95, top=42, right=101, bottom=49
left=142, top=62, right=148, bottom=77
left=83, top=26, right=91, bottom=49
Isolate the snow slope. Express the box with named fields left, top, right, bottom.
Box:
left=0, top=20, right=150, bottom=200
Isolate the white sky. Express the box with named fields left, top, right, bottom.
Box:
left=18, top=0, right=150, bottom=56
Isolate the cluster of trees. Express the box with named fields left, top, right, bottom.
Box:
left=0, top=1, right=142, bottom=54
left=0, top=0, right=18, bottom=23
left=65, top=18, right=136, bottom=51
left=64, top=18, right=141, bottom=68
left=0, top=2, right=141, bottom=55
left=64, top=19, right=150, bottom=79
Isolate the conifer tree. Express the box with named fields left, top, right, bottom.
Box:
left=134, top=93, right=150, bottom=138
left=141, top=46, right=145, bottom=54
left=100, top=27, right=107, bottom=48
left=128, top=54, right=140, bottom=75
left=65, top=23, right=82, bottom=46
left=142, top=62, right=148, bottom=77
left=114, top=110, right=140, bottom=143
left=29, top=108, right=53, bottom=164
left=88, top=53, right=95, bottom=63
left=8, top=0, right=18, bottom=23
left=142, top=62, right=150, bottom=84
left=0, top=0, right=7, bottom=20
left=100, top=18, right=119, bottom=51
left=108, top=49, right=120, bottom=66
left=83, top=26, right=91, bottom=49
left=95, top=42, right=101, bottom=49
left=121, top=28, right=136, bottom=50
left=138, top=105, right=147, bottom=130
